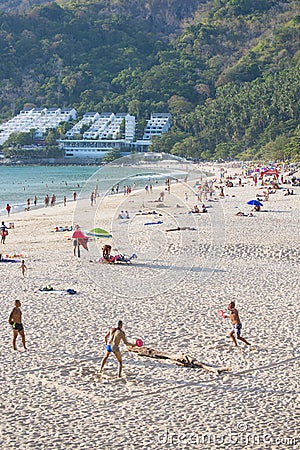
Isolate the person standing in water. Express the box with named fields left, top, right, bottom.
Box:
left=6, top=204, right=11, bottom=217
left=99, top=320, right=135, bottom=377
left=224, top=301, right=251, bottom=347
left=8, top=300, right=27, bottom=350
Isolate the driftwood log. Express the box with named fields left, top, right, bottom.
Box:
left=128, top=346, right=230, bottom=375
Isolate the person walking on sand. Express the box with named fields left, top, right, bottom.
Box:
left=90, top=191, right=94, bottom=206
left=6, top=203, right=11, bottom=217
left=1, top=221, right=9, bottom=244
left=8, top=300, right=27, bottom=350
left=73, top=238, right=80, bottom=257
left=20, top=260, right=27, bottom=278
left=224, top=301, right=251, bottom=347
left=44, top=194, right=49, bottom=207
left=100, top=320, right=136, bottom=378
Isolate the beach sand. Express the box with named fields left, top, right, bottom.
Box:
left=0, top=163, right=299, bottom=449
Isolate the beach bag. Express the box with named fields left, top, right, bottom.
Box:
left=66, top=289, right=77, bottom=295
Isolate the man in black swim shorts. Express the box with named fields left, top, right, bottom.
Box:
left=8, top=300, right=27, bottom=350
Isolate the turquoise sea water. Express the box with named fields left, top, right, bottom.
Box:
left=0, top=164, right=187, bottom=215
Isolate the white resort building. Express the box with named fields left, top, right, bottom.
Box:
left=0, top=108, right=171, bottom=160
left=0, top=108, right=76, bottom=145
left=143, top=113, right=172, bottom=140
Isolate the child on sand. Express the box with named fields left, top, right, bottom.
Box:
left=223, top=301, right=251, bottom=347
left=8, top=300, right=27, bottom=350
left=20, top=260, right=27, bottom=277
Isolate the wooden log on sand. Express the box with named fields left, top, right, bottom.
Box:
left=128, top=346, right=231, bottom=375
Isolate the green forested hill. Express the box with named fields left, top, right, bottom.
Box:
left=0, top=0, right=299, bottom=160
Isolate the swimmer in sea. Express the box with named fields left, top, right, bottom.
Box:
left=8, top=300, right=27, bottom=350
left=224, top=301, right=251, bottom=347
left=99, top=320, right=135, bottom=377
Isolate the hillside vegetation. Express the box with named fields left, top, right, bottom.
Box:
left=0, top=0, right=299, bottom=160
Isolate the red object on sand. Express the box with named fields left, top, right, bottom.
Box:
left=217, top=309, right=225, bottom=318
left=136, top=339, right=144, bottom=347
left=72, top=230, right=89, bottom=250
left=72, top=230, right=87, bottom=239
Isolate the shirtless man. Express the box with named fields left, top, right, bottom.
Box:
left=99, top=320, right=135, bottom=377
left=224, top=301, right=251, bottom=347
left=8, top=300, right=27, bottom=350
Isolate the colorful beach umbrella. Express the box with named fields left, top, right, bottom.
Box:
left=86, top=228, right=112, bottom=238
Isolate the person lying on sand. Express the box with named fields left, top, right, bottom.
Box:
left=136, top=211, right=161, bottom=216
left=99, top=320, right=136, bottom=378
left=54, top=226, right=73, bottom=232
left=166, top=226, right=197, bottom=232
left=235, top=211, right=254, bottom=217
left=223, top=301, right=251, bottom=347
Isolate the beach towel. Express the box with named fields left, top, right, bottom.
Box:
left=36, top=286, right=77, bottom=295
left=0, top=259, right=21, bottom=263
left=144, top=221, right=163, bottom=226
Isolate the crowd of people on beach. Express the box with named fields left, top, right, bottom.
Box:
left=3, top=162, right=299, bottom=379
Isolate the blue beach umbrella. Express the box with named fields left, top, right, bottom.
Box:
left=247, top=200, right=263, bottom=207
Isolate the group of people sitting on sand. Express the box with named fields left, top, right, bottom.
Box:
left=284, top=189, right=294, bottom=196
left=189, top=204, right=208, bottom=214
left=118, top=210, right=130, bottom=219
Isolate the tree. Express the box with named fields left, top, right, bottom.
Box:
left=283, top=126, right=300, bottom=161
left=45, top=129, right=59, bottom=145
left=150, top=130, right=189, bottom=153
left=3, top=132, right=33, bottom=148
left=168, top=95, right=194, bottom=128
left=171, top=136, right=201, bottom=158
left=259, top=135, right=289, bottom=161
left=102, top=148, right=122, bottom=163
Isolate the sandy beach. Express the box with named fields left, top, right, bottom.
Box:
left=0, top=161, right=299, bottom=449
